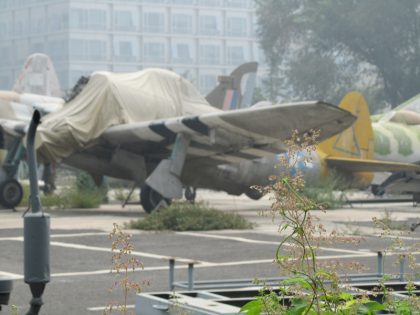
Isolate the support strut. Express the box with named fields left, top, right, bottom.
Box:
left=145, top=133, right=191, bottom=200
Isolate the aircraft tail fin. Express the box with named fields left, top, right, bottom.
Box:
left=205, top=62, right=258, bottom=110
left=12, top=53, right=62, bottom=97
left=318, top=91, right=374, bottom=160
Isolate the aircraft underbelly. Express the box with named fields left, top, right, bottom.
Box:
left=64, top=151, right=147, bottom=184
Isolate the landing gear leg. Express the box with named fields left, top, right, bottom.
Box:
left=144, top=133, right=191, bottom=210
left=184, top=187, right=196, bottom=203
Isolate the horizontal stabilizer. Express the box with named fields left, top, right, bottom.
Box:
left=326, top=157, right=420, bottom=172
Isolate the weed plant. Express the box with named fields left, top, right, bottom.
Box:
left=127, top=201, right=253, bottom=231
left=104, top=223, right=148, bottom=315
left=241, top=130, right=419, bottom=314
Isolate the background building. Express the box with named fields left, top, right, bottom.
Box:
left=0, top=0, right=264, bottom=96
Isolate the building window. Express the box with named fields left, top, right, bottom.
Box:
left=199, top=74, right=217, bottom=94
left=144, top=42, right=165, bottom=63
left=70, top=8, right=107, bottom=31
left=226, top=17, right=247, bottom=37
left=89, top=10, right=107, bottom=30
left=0, top=47, right=10, bottom=64
left=70, top=39, right=107, bottom=61
left=198, top=0, right=222, bottom=7
left=143, top=12, right=165, bottom=33
left=225, top=0, right=250, bottom=8
left=226, top=46, right=245, bottom=65
left=16, top=41, right=29, bottom=65
left=0, top=21, right=9, bottom=40
left=49, top=40, right=68, bottom=61
left=114, top=11, right=135, bottom=31
left=172, top=43, right=193, bottom=64
left=171, top=0, right=193, bottom=5
left=32, top=18, right=45, bottom=34
left=199, top=15, right=220, bottom=36
left=172, top=14, right=192, bottom=34
left=30, top=42, right=44, bottom=54
left=115, top=41, right=135, bottom=62
left=143, top=0, right=166, bottom=3
left=0, top=75, right=11, bottom=89
left=199, top=45, right=220, bottom=64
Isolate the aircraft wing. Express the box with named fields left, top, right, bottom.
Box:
left=326, top=157, right=420, bottom=172
left=102, top=101, right=356, bottom=161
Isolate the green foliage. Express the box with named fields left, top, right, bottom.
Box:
left=241, top=130, right=420, bottom=314
left=19, top=171, right=106, bottom=209
left=64, top=190, right=104, bottom=209
left=126, top=202, right=253, bottom=231
left=301, top=171, right=348, bottom=209
left=10, top=305, right=19, bottom=315
left=256, top=0, right=420, bottom=108
left=75, top=172, right=98, bottom=193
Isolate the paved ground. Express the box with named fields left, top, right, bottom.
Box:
left=0, top=191, right=419, bottom=314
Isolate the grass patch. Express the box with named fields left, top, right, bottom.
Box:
left=127, top=202, right=253, bottom=231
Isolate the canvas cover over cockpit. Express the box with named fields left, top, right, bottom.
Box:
left=36, top=69, right=217, bottom=162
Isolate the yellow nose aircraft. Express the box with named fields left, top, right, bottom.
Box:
left=302, top=91, right=420, bottom=196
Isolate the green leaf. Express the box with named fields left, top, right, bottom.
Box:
left=239, top=299, right=262, bottom=315
left=338, top=292, right=354, bottom=301
left=289, top=298, right=310, bottom=315
left=281, top=277, right=312, bottom=290
left=356, top=301, right=387, bottom=315
left=276, top=255, right=289, bottom=262
left=392, top=300, right=412, bottom=315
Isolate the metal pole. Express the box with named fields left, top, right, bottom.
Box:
left=169, top=259, right=175, bottom=291
left=188, top=263, right=194, bottom=291
left=377, top=251, right=383, bottom=277
left=24, top=111, right=50, bottom=315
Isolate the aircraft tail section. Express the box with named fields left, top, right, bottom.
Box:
left=318, top=91, right=374, bottom=160
left=12, top=53, right=62, bottom=97
left=319, top=92, right=420, bottom=187
left=205, top=62, right=258, bottom=110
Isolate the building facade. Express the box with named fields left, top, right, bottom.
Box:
left=0, top=0, right=264, bottom=95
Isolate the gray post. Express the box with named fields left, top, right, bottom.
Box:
left=377, top=251, right=383, bottom=277
left=24, top=111, right=50, bottom=315
left=169, top=259, right=175, bottom=291
left=187, top=263, right=194, bottom=291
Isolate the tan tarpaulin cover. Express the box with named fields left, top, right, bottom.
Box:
left=37, top=69, right=216, bottom=162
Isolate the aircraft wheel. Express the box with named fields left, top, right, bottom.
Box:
left=184, top=187, right=196, bottom=203
left=371, top=184, right=384, bottom=196
left=0, top=179, right=23, bottom=209
left=245, top=188, right=263, bottom=200
left=140, top=185, right=170, bottom=214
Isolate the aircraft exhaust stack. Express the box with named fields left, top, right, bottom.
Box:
left=24, top=110, right=50, bottom=315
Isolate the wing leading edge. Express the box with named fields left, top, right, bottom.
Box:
left=103, top=101, right=356, bottom=159
left=326, top=156, right=420, bottom=172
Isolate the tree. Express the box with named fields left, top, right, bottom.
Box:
left=256, top=0, right=420, bottom=110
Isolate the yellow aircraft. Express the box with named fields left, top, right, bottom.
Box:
left=299, top=92, right=420, bottom=194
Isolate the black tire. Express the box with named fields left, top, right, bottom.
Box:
left=184, top=187, right=196, bottom=202
left=371, top=184, right=384, bottom=196
left=245, top=187, right=264, bottom=200
left=140, top=185, right=170, bottom=214
left=0, top=179, right=23, bottom=209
